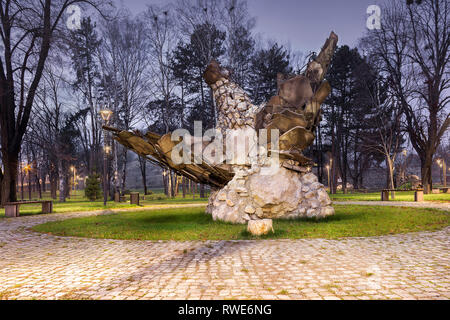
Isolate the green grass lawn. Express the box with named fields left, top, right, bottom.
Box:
left=32, top=204, right=450, bottom=241
left=2, top=188, right=448, bottom=218
left=330, top=191, right=450, bottom=203
left=0, top=189, right=208, bottom=218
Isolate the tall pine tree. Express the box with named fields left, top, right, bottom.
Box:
left=248, top=43, right=292, bottom=104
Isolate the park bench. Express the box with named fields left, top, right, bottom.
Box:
left=439, top=187, right=449, bottom=193
left=431, top=187, right=449, bottom=194
left=4, top=200, right=53, bottom=217
left=381, top=189, right=424, bottom=202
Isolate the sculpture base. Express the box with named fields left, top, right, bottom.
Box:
left=206, top=164, right=334, bottom=224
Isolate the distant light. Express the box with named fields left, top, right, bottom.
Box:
left=100, top=109, right=113, bottom=122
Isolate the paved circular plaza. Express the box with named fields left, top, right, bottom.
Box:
left=0, top=202, right=449, bottom=300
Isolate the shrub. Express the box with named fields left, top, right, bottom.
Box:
left=398, top=182, right=412, bottom=190
left=85, top=173, right=102, bottom=201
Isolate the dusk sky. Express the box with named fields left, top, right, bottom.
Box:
left=114, top=0, right=389, bottom=53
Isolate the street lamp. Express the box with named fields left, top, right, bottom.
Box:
left=402, top=149, right=408, bottom=183
left=436, top=158, right=446, bottom=187
left=23, top=163, right=32, bottom=200
left=100, top=107, right=113, bottom=206
left=99, top=109, right=113, bottom=124
left=326, top=164, right=330, bottom=192
left=329, top=158, right=333, bottom=193
left=70, top=166, right=76, bottom=196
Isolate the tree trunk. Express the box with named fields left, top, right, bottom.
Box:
left=27, top=170, right=32, bottom=200
left=58, top=158, right=66, bottom=202
left=0, top=152, right=19, bottom=206
left=41, top=173, right=46, bottom=193
left=174, top=175, right=180, bottom=196
left=387, top=156, right=395, bottom=199
left=200, top=184, right=205, bottom=198
left=64, top=175, right=70, bottom=199
left=21, top=171, right=24, bottom=200
left=121, top=149, right=128, bottom=191
left=317, top=124, right=323, bottom=183
left=142, top=164, right=147, bottom=196
left=167, top=170, right=174, bottom=198
left=138, top=156, right=148, bottom=195
left=0, top=169, right=3, bottom=205
left=34, top=170, right=42, bottom=199
left=50, top=171, right=57, bottom=199
left=420, top=154, right=433, bottom=194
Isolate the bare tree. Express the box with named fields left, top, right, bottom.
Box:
left=0, top=0, right=109, bottom=205
left=100, top=11, right=151, bottom=193
left=365, top=103, right=405, bottom=197
left=360, top=0, right=450, bottom=193
left=144, top=5, right=177, bottom=134
left=144, top=5, right=179, bottom=197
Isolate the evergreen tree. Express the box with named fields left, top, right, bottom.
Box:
left=227, top=25, right=255, bottom=89
left=68, top=17, right=102, bottom=174
left=69, top=17, right=102, bottom=99
left=171, top=23, right=226, bottom=131
left=85, top=173, right=102, bottom=201
left=248, top=43, right=292, bottom=104
left=323, top=45, right=383, bottom=192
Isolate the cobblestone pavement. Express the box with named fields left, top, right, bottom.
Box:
left=0, top=202, right=448, bottom=300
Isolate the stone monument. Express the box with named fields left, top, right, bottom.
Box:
left=105, top=32, right=338, bottom=225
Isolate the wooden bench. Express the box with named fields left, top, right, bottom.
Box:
left=5, top=201, right=53, bottom=217
left=428, top=188, right=449, bottom=194
left=381, top=189, right=424, bottom=202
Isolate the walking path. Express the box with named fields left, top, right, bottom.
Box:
left=334, top=200, right=450, bottom=210
left=0, top=201, right=448, bottom=300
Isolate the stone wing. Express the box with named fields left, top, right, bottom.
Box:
left=103, top=126, right=233, bottom=188
left=255, top=32, right=338, bottom=166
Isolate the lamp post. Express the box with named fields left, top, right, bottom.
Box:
left=437, top=159, right=446, bottom=187
left=162, top=170, right=168, bottom=196
left=329, top=158, right=333, bottom=193
left=23, top=163, right=32, bottom=200
left=402, top=149, right=407, bottom=183
left=326, top=164, right=330, bottom=192
left=443, top=161, right=446, bottom=187
left=100, top=108, right=113, bottom=206
left=70, top=166, right=76, bottom=197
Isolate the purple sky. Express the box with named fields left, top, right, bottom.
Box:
left=115, top=0, right=388, bottom=53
